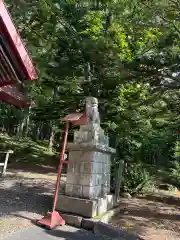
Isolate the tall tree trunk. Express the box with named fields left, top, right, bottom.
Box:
left=48, top=123, right=55, bottom=152
left=48, top=87, right=58, bottom=151
left=25, top=105, right=32, bottom=137
left=36, top=123, right=41, bottom=140
left=18, top=117, right=26, bottom=138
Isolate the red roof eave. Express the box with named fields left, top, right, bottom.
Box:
left=0, top=83, right=30, bottom=108
left=0, top=0, right=37, bottom=81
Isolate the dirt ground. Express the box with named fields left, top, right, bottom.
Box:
left=110, top=197, right=180, bottom=240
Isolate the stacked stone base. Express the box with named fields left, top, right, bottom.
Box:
left=56, top=194, right=115, bottom=218
left=57, top=138, right=116, bottom=225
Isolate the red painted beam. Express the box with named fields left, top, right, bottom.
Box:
left=0, top=0, right=37, bottom=108
left=0, top=0, right=37, bottom=81
left=0, top=83, right=30, bottom=108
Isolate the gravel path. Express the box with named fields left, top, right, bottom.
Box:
left=0, top=172, right=56, bottom=239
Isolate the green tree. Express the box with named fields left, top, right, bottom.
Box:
left=1, top=0, right=179, bottom=191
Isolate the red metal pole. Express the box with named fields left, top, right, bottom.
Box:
left=36, top=114, right=87, bottom=229
left=52, top=120, right=69, bottom=212
left=36, top=120, right=69, bottom=229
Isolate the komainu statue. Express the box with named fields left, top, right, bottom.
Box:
left=74, top=97, right=109, bottom=146
left=85, top=97, right=100, bottom=126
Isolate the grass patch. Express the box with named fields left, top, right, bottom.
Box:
left=0, top=134, right=59, bottom=165
left=93, top=211, right=108, bottom=220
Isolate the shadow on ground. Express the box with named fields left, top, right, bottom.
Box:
left=139, top=193, right=180, bottom=205
left=8, top=224, right=104, bottom=240
left=45, top=228, right=101, bottom=240
left=8, top=163, right=58, bottom=175
left=0, top=175, right=55, bottom=220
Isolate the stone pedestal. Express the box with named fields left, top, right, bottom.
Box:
left=57, top=97, right=116, bottom=218
left=56, top=194, right=116, bottom=218
left=65, top=143, right=115, bottom=199
left=57, top=143, right=116, bottom=217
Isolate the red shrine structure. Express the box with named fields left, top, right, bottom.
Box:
left=0, top=0, right=37, bottom=108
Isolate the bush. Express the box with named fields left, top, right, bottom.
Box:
left=165, top=141, right=180, bottom=188
left=122, top=163, right=154, bottom=195
left=168, top=161, right=180, bottom=188
left=174, top=141, right=180, bottom=159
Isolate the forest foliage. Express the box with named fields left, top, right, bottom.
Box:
left=1, top=0, right=180, bottom=192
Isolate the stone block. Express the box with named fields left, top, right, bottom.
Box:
left=106, top=194, right=115, bottom=209
left=102, top=184, right=108, bottom=196
left=91, top=178, right=96, bottom=188
left=97, top=162, right=102, bottom=174
left=105, top=164, right=109, bottom=173
left=69, top=151, right=93, bottom=163
left=57, top=194, right=115, bottom=218
left=65, top=183, right=73, bottom=196
left=56, top=195, right=98, bottom=217
left=82, top=185, right=102, bottom=199
left=66, top=173, right=77, bottom=184
left=67, top=143, right=116, bottom=156
left=97, top=197, right=107, bottom=215
left=93, top=152, right=111, bottom=165
left=79, top=174, right=92, bottom=186
left=107, top=164, right=111, bottom=173
left=72, top=184, right=83, bottom=198
left=66, top=173, right=105, bottom=188
left=107, top=173, right=110, bottom=186
left=81, top=218, right=98, bottom=231
left=72, top=162, right=81, bottom=173
left=106, top=185, right=110, bottom=195
left=101, top=174, right=107, bottom=185
left=91, top=162, right=98, bottom=174
left=80, top=162, right=93, bottom=174
left=91, top=173, right=102, bottom=186
left=82, top=185, right=93, bottom=199
left=102, top=163, right=107, bottom=174
left=105, top=164, right=110, bottom=174
left=60, top=213, right=82, bottom=228
left=93, top=152, right=101, bottom=163
left=67, top=162, right=74, bottom=173
left=66, top=172, right=93, bottom=186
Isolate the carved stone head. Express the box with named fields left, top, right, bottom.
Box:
left=86, top=97, right=98, bottom=108
left=85, top=97, right=100, bottom=124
